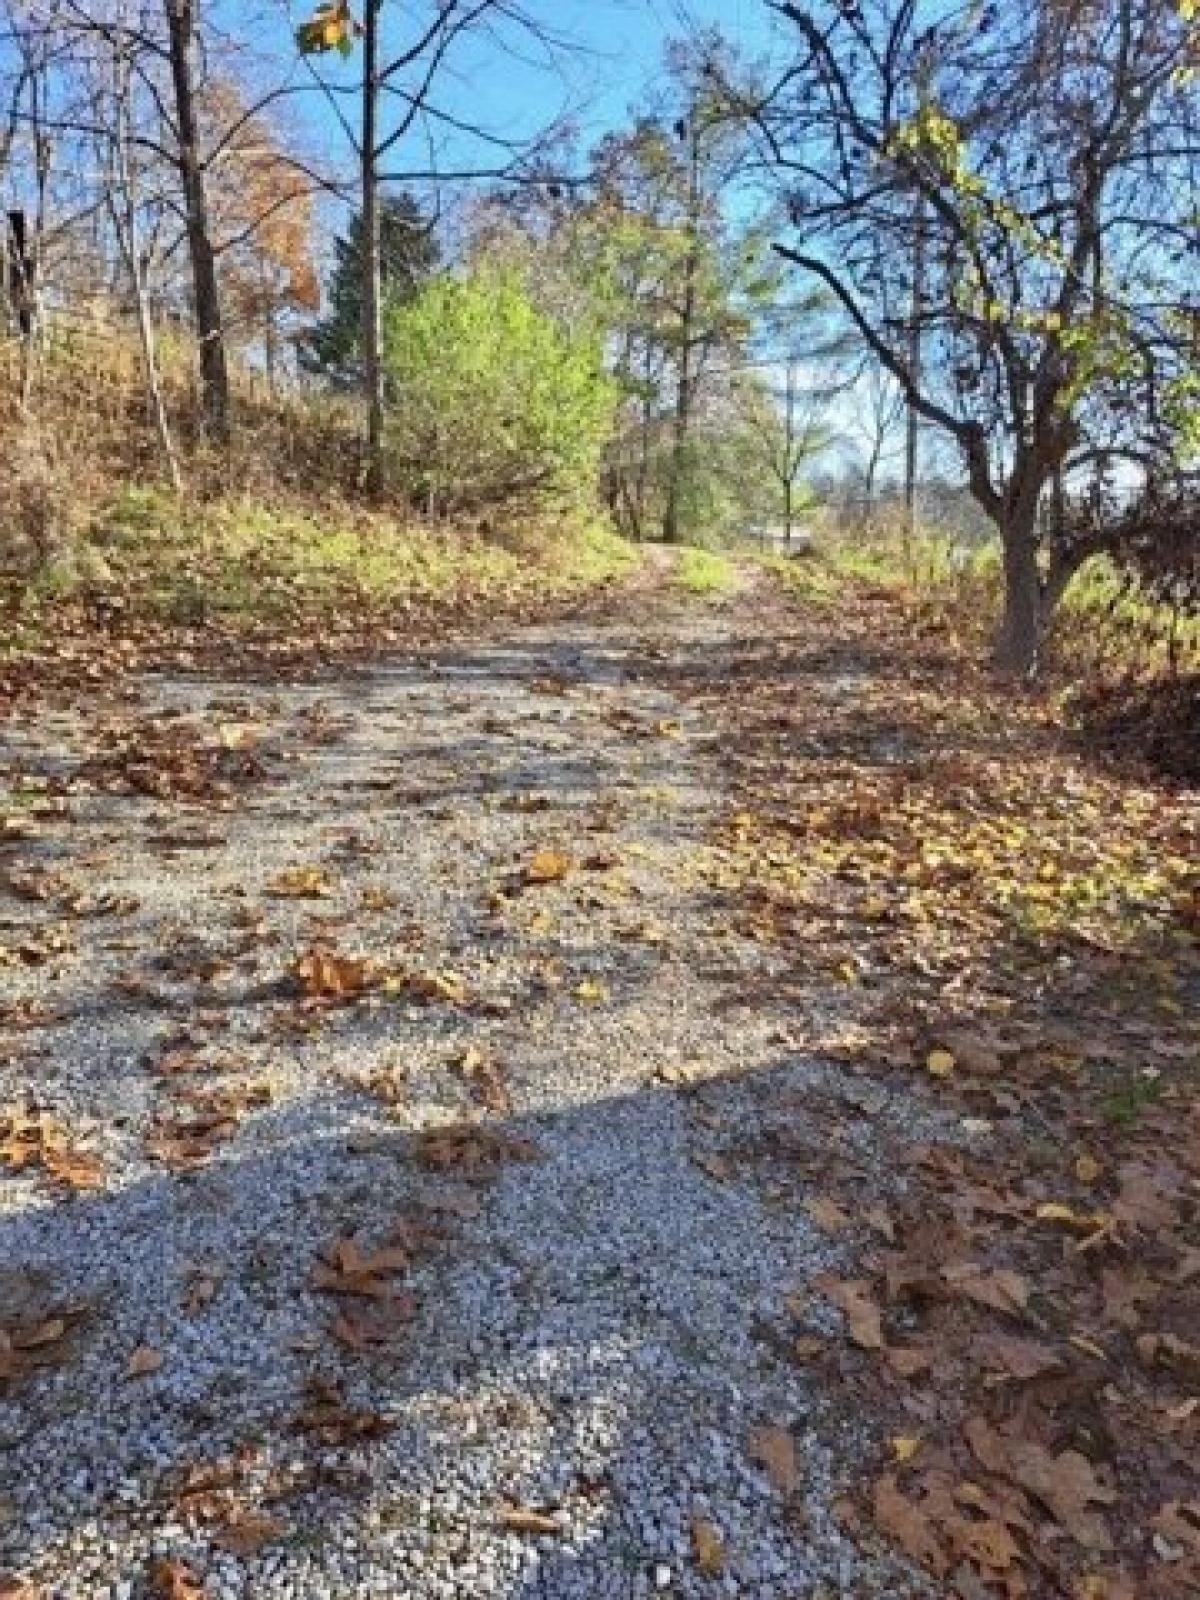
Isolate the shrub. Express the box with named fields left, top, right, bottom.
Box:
left=382, top=269, right=616, bottom=515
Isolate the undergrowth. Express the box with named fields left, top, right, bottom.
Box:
left=676, top=546, right=737, bottom=596
left=764, top=528, right=1199, bottom=781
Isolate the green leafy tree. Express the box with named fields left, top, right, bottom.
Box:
left=382, top=269, right=616, bottom=515
left=300, top=193, right=439, bottom=385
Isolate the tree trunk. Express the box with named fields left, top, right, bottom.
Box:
left=662, top=105, right=701, bottom=546
left=783, top=477, right=793, bottom=545
left=164, top=0, right=229, bottom=444
left=360, top=0, right=385, bottom=497
left=993, top=508, right=1044, bottom=676
left=109, top=30, right=182, bottom=493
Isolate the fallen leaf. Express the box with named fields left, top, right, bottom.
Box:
left=887, top=1345, right=933, bottom=1378
left=214, top=1509, right=285, bottom=1554
left=891, top=1435, right=922, bottom=1463
left=127, top=1344, right=163, bottom=1377
left=525, top=849, right=574, bottom=885
left=873, top=1475, right=948, bottom=1574
left=926, top=1048, right=956, bottom=1078
left=976, top=1332, right=1064, bottom=1381
left=313, top=1237, right=409, bottom=1297
left=1152, top=1502, right=1200, bottom=1555
left=265, top=865, right=332, bottom=898
left=748, top=1424, right=799, bottom=1493
left=498, top=1506, right=563, bottom=1536
left=691, top=1514, right=725, bottom=1575
left=965, top=1418, right=1115, bottom=1550
left=694, top=1151, right=732, bottom=1182
left=804, top=1196, right=852, bottom=1232
left=292, top=947, right=374, bottom=1001
left=940, top=1262, right=1029, bottom=1316
left=817, top=1275, right=885, bottom=1350
left=149, top=1557, right=204, bottom=1600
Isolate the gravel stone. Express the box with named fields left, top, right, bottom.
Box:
left=0, top=593, right=944, bottom=1597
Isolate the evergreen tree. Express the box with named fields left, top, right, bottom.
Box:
left=299, top=193, right=439, bottom=384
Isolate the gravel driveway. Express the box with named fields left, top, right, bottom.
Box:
left=0, top=583, right=933, bottom=1598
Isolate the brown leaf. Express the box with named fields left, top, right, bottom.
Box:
left=313, top=1236, right=409, bottom=1298
left=265, top=865, right=332, bottom=899
left=886, top=1345, right=933, bottom=1378
left=953, top=1515, right=1022, bottom=1573
left=1111, top=1160, right=1183, bottom=1232
left=498, top=1506, right=563, bottom=1536
left=691, top=1515, right=725, bottom=1575
left=940, top=1262, right=1029, bottom=1316
left=976, top=1333, right=1064, bottom=1381
left=817, top=1275, right=885, bottom=1350
left=932, top=1028, right=1003, bottom=1076
left=0, top=1579, right=46, bottom=1600
left=149, top=1558, right=204, bottom=1600
left=416, top=1123, right=538, bottom=1175
left=965, top=1418, right=1115, bottom=1550
left=213, top=1509, right=285, bottom=1555
left=748, top=1424, right=799, bottom=1493
left=872, top=1475, right=949, bottom=1574
left=127, top=1344, right=164, bottom=1377
left=329, top=1296, right=416, bottom=1351
left=804, top=1196, right=852, bottom=1232
left=292, top=947, right=375, bottom=1001
left=694, top=1151, right=732, bottom=1182
left=1152, top=1502, right=1200, bottom=1556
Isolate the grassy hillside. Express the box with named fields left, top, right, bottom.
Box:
left=0, top=338, right=640, bottom=693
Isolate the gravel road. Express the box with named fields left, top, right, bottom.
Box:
left=0, top=581, right=935, bottom=1598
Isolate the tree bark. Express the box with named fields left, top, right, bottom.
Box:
left=164, top=0, right=229, bottom=444
left=993, top=505, right=1044, bottom=676
left=109, top=24, right=182, bottom=492
left=360, top=0, right=385, bottom=497
left=662, top=106, right=701, bottom=546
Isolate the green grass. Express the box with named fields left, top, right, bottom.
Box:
left=676, top=546, right=736, bottom=596
left=1057, top=555, right=1200, bottom=671
left=38, top=488, right=641, bottom=629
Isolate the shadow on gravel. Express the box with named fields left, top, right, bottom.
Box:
left=0, top=1014, right=942, bottom=1599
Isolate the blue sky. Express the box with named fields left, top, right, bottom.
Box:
left=276, top=0, right=782, bottom=187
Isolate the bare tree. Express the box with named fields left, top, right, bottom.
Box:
left=852, top=359, right=905, bottom=513
left=735, top=0, right=1200, bottom=673
left=103, top=0, right=181, bottom=484
left=161, top=0, right=228, bottom=441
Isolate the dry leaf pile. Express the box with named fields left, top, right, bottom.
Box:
left=698, top=578, right=1199, bottom=1598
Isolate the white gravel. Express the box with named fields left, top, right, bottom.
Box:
left=0, top=593, right=938, bottom=1597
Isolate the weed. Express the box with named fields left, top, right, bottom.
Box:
left=677, top=546, right=735, bottom=596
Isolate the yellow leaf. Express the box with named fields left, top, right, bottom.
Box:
left=1037, top=1201, right=1081, bottom=1224
left=525, top=849, right=573, bottom=885
left=890, top=1435, right=922, bottom=1463
left=926, top=1048, right=956, bottom=1078
left=1074, top=1153, right=1102, bottom=1185
left=1036, top=1201, right=1108, bottom=1232
left=574, top=977, right=607, bottom=1003
left=266, top=865, right=332, bottom=898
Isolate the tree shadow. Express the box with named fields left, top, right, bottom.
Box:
left=0, top=1030, right=947, bottom=1599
